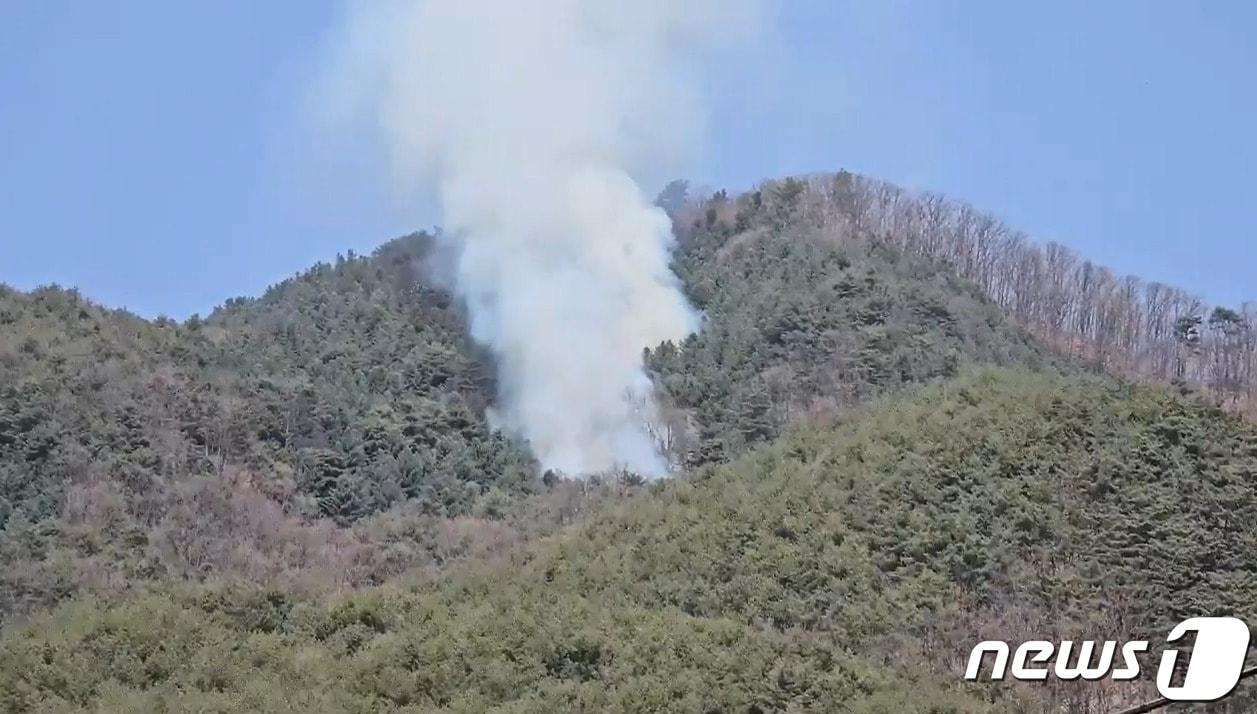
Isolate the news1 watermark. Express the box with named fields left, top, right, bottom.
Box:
left=965, top=617, right=1251, bottom=703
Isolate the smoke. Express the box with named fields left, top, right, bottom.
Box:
left=322, top=0, right=763, bottom=476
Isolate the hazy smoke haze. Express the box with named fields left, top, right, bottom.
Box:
left=323, top=0, right=763, bottom=476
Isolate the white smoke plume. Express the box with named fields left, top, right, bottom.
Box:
left=323, top=0, right=763, bottom=476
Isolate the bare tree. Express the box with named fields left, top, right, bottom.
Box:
left=764, top=172, right=1256, bottom=417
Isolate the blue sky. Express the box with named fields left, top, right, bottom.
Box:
left=1, top=1, right=1253, bottom=318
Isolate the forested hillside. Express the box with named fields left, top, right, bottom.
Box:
left=5, top=369, right=1257, bottom=712
left=649, top=180, right=1060, bottom=464
left=2, top=170, right=1256, bottom=712
left=686, top=173, right=1255, bottom=413
left=0, top=174, right=1072, bottom=620
left=0, top=239, right=541, bottom=617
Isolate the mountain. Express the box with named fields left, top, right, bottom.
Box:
left=0, top=240, right=538, bottom=617
left=1, top=171, right=1255, bottom=712
left=0, top=174, right=1069, bottom=620
left=649, top=178, right=1063, bottom=464
left=5, top=369, right=1257, bottom=712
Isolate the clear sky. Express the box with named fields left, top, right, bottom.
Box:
left=1, top=1, right=1253, bottom=318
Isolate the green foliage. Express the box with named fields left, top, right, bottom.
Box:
left=563, top=369, right=1257, bottom=636
left=648, top=197, right=1060, bottom=463
left=6, top=177, right=1257, bottom=711
left=0, top=237, right=534, bottom=531
left=0, top=583, right=995, bottom=713
left=654, top=179, right=689, bottom=217
left=7, top=369, right=1257, bottom=711
left=0, top=237, right=535, bottom=616
left=197, top=236, right=537, bottom=521
left=0, top=190, right=1073, bottom=619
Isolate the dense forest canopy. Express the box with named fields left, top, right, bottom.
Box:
left=5, top=369, right=1257, bottom=712
left=1, top=170, right=1255, bottom=712
left=686, top=173, right=1255, bottom=412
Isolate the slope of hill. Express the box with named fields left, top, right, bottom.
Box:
left=3, top=170, right=1256, bottom=711
left=726, top=172, right=1255, bottom=413
left=5, top=368, right=1256, bottom=712
left=649, top=182, right=1061, bottom=464
left=0, top=179, right=1067, bottom=620
left=0, top=240, right=537, bottom=617
left=0, top=239, right=525, bottom=536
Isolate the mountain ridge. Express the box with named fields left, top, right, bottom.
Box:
left=2, top=170, right=1256, bottom=712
